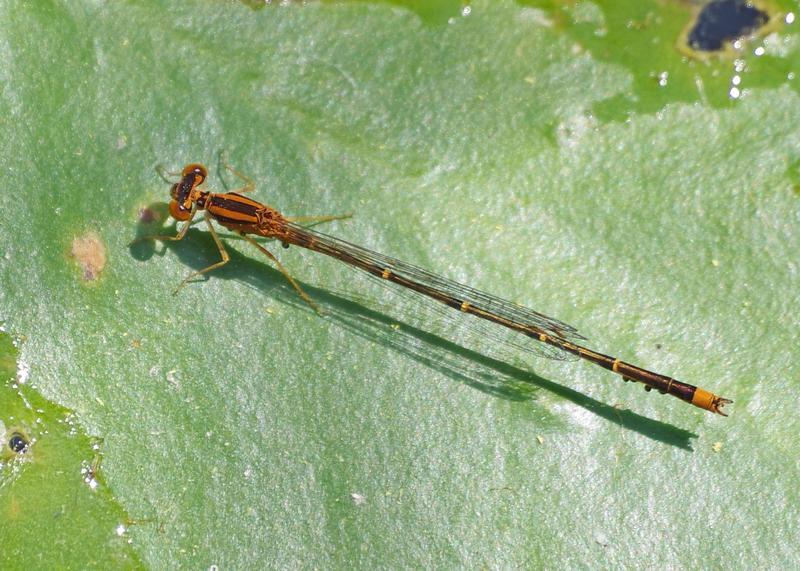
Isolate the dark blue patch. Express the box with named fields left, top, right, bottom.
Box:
left=688, top=0, right=769, bottom=51
left=9, top=433, right=28, bottom=453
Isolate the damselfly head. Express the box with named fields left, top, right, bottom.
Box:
left=168, top=199, right=192, bottom=221
left=181, top=163, right=207, bottom=185
left=168, top=163, right=208, bottom=219
left=169, top=178, right=193, bottom=214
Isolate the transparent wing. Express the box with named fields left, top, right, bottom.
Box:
left=285, top=223, right=584, bottom=363
left=360, top=271, right=580, bottom=362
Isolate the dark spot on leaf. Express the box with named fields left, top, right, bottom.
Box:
left=9, top=432, right=28, bottom=453
left=138, top=207, right=159, bottom=224
left=688, top=0, right=769, bottom=52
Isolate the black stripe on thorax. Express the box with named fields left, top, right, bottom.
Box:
left=209, top=194, right=260, bottom=215
left=207, top=193, right=260, bottom=224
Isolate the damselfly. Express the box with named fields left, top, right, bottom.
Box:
left=134, top=162, right=731, bottom=416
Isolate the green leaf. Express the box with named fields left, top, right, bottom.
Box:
left=0, top=331, right=141, bottom=568
left=1, top=0, right=798, bottom=567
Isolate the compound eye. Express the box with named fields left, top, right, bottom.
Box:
left=181, top=163, right=207, bottom=184
left=169, top=199, right=192, bottom=221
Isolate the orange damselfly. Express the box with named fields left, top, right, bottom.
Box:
left=135, top=162, right=731, bottom=416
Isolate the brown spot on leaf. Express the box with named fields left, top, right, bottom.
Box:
left=70, top=232, right=107, bottom=282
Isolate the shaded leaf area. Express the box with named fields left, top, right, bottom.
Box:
left=0, top=1, right=798, bottom=568
left=130, top=225, right=700, bottom=451
left=0, top=332, right=142, bottom=569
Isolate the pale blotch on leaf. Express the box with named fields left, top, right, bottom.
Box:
left=70, top=232, right=107, bottom=282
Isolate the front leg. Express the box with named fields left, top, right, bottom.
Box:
left=172, top=212, right=230, bottom=295
left=219, top=152, right=256, bottom=194
left=129, top=204, right=198, bottom=247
